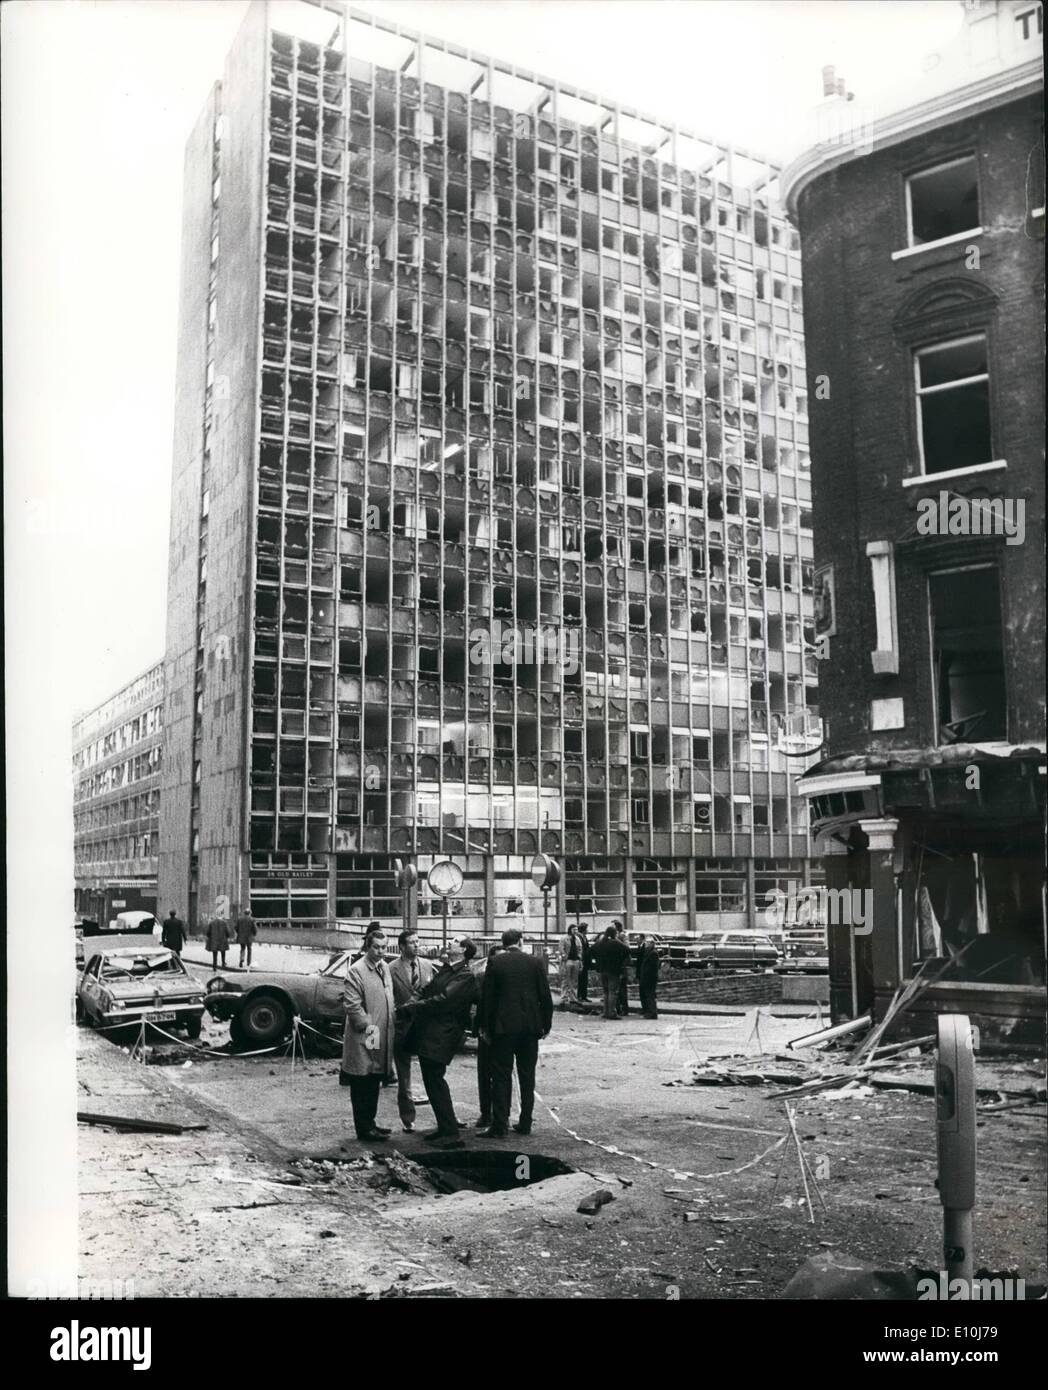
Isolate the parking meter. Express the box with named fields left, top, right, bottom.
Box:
left=935, top=1014, right=976, bottom=1283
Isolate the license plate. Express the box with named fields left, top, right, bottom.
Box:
left=145, top=1011, right=176, bottom=1022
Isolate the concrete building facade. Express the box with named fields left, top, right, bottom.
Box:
left=160, top=0, right=820, bottom=941
left=73, top=661, right=164, bottom=926
left=782, top=0, right=1045, bottom=1042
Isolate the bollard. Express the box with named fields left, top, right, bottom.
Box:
left=935, top=1013, right=976, bottom=1285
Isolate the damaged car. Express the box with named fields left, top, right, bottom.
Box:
left=77, top=946, right=206, bottom=1038
left=204, top=950, right=355, bottom=1049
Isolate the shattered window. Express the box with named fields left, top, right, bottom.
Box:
left=929, top=566, right=1006, bottom=743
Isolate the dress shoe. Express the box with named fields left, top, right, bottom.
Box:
left=421, top=1128, right=461, bottom=1142
left=371, top=1124, right=393, bottom=1137
left=359, top=1129, right=388, bottom=1142
left=402, top=1121, right=415, bottom=1133
left=512, top=1121, right=532, bottom=1135
left=476, top=1125, right=508, bottom=1138
left=473, top=1116, right=492, bottom=1128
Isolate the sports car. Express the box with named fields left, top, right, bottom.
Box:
left=204, top=950, right=357, bottom=1049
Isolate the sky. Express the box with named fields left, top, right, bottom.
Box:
left=4, top=0, right=963, bottom=720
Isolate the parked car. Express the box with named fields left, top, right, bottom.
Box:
left=776, top=931, right=829, bottom=974
left=104, top=909, right=158, bottom=935
left=205, top=950, right=356, bottom=1048
left=76, top=946, right=206, bottom=1038
left=681, top=933, right=781, bottom=971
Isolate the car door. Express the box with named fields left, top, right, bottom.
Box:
left=312, top=955, right=350, bottom=1025
left=79, top=956, right=103, bottom=1019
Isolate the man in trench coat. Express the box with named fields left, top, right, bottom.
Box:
left=205, top=914, right=233, bottom=970
left=341, top=925, right=396, bottom=1141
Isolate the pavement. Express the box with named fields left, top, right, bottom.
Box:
left=78, top=997, right=1047, bottom=1299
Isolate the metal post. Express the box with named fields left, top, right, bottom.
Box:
left=543, top=887, right=550, bottom=948
left=442, top=895, right=448, bottom=950
left=936, top=1014, right=976, bottom=1286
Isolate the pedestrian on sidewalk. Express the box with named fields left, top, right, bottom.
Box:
left=636, top=934, right=661, bottom=1019
left=388, top=928, right=436, bottom=1132
left=341, top=925, right=395, bottom=1142
left=577, top=923, right=591, bottom=1001
left=235, top=909, right=257, bottom=969
left=161, top=909, right=185, bottom=958
left=398, top=938, right=478, bottom=1143
left=593, top=922, right=630, bottom=1020
left=559, top=922, right=583, bottom=1009
left=478, top=928, right=553, bottom=1137
left=206, top=914, right=233, bottom=971
left=471, top=945, right=499, bottom=1127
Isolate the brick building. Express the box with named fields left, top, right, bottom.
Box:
left=159, top=0, right=821, bottom=941
left=781, top=0, right=1045, bottom=1042
left=73, top=661, right=164, bottom=927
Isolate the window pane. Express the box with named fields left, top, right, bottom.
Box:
left=918, top=337, right=986, bottom=389
left=920, top=380, right=991, bottom=472
left=909, top=158, right=979, bottom=243
left=929, top=568, right=1006, bottom=741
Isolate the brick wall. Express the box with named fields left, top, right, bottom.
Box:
left=795, top=93, right=1045, bottom=757
left=634, top=971, right=782, bottom=1006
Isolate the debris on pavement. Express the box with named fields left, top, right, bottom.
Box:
left=77, top=1111, right=208, bottom=1135
left=576, top=1189, right=616, bottom=1215
left=780, top=1250, right=920, bottom=1300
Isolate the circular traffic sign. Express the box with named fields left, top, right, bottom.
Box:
left=427, top=860, right=464, bottom=898
left=394, top=858, right=418, bottom=889
left=530, top=853, right=561, bottom=891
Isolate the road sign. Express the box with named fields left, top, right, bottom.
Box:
left=530, top=853, right=561, bottom=891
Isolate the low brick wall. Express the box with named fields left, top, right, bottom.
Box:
left=632, top=970, right=782, bottom=1007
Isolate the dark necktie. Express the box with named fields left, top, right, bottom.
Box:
left=411, top=960, right=419, bottom=990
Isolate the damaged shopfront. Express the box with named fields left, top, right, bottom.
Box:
left=801, top=744, right=1046, bottom=1048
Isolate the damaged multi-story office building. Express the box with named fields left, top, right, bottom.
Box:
left=782, top=0, right=1045, bottom=1042
left=73, top=662, right=164, bottom=928
left=159, top=0, right=821, bottom=940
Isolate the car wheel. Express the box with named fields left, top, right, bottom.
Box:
left=75, top=996, right=86, bottom=1025
left=234, top=993, right=291, bottom=1048
left=185, top=1015, right=202, bottom=1041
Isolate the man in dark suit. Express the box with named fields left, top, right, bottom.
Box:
left=161, top=910, right=185, bottom=958
left=478, top=928, right=553, bottom=1137
left=592, top=922, right=630, bottom=1020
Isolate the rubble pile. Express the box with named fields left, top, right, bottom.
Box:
left=290, top=1150, right=452, bottom=1198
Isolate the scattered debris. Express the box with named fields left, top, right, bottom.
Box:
left=781, top=1250, right=918, bottom=1300
left=789, top=1015, right=873, bottom=1051
left=576, top=1189, right=616, bottom=1215
left=77, top=1111, right=208, bottom=1135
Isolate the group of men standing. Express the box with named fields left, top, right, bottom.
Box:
left=159, top=908, right=257, bottom=970
left=558, top=920, right=661, bottom=1020
left=339, top=924, right=553, bottom=1146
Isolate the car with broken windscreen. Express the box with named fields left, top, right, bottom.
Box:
left=76, top=946, right=206, bottom=1037
left=204, top=947, right=361, bottom=1049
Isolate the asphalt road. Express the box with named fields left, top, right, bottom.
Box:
left=122, top=1000, right=1047, bottom=1300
